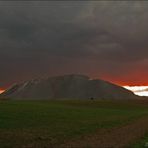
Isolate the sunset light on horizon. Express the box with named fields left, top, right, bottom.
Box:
left=124, top=86, right=148, bottom=96
left=0, top=89, right=4, bottom=94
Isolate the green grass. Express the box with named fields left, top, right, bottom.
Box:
left=130, top=134, right=148, bottom=148
left=0, top=99, right=148, bottom=147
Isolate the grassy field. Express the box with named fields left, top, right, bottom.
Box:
left=131, top=134, right=148, bottom=148
left=0, top=99, right=148, bottom=147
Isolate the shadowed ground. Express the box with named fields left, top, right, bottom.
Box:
left=0, top=100, right=148, bottom=147
left=60, top=117, right=148, bottom=148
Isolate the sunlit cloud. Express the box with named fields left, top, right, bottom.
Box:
left=124, top=86, right=148, bottom=96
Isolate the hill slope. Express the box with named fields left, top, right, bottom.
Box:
left=0, top=74, right=137, bottom=100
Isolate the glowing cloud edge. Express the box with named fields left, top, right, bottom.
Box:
left=124, top=86, right=148, bottom=96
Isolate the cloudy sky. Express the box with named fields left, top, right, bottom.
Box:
left=0, top=1, right=148, bottom=89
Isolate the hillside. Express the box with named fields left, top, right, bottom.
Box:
left=0, top=74, right=138, bottom=100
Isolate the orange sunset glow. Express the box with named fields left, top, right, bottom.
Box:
left=0, top=89, right=4, bottom=94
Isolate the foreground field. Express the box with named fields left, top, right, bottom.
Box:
left=0, top=99, right=148, bottom=147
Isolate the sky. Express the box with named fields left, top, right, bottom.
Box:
left=124, top=86, right=148, bottom=96
left=0, top=1, right=148, bottom=92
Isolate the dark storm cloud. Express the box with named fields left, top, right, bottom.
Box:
left=1, top=1, right=148, bottom=88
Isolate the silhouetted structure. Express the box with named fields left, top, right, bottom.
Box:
left=0, top=74, right=137, bottom=100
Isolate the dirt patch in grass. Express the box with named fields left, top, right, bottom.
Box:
left=60, top=116, right=148, bottom=148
